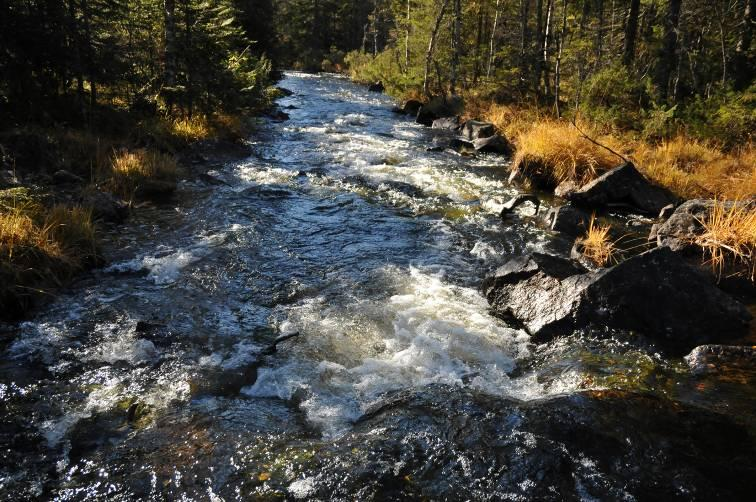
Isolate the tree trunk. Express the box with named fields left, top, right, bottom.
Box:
left=534, top=0, right=545, bottom=93
left=555, top=0, right=568, bottom=117
left=543, top=0, right=554, bottom=97
left=164, top=0, right=177, bottom=112
left=405, top=0, right=411, bottom=71
left=520, top=0, right=531, bottom=85
left=487, top=0, right=501, bottom=78
left=658, top=0, right=682, bottom=102
left=595, top=0, right=605, bottom=67
left=423, top=0, right=451, bottom=97
left=450, top=0, right=461, bottom=94
left=734, top=0, right=754, bottom=90
left=622, top=0, right=641, bottom=66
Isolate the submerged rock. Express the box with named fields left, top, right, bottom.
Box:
left=431, top=116, right=460, bottom=130
left=297, top=386, right=756, bottom=500
left=569, top=161, right=676, bottom=214
left=135, top=179, right=176, bottom=199
left=460, top=120, right=495, bottom=141
left=401, top=99, right=423, bottom=115
left=473, top=134, right=512, bottom=155
left=545, top=203, right=591, bottom=236
left=686, top=344, right=756, bottom=375
left=483, top=247, right=752, bottom=354
left=499, top=194, right=540, bottom=218
left=367, top=81, right=385, bottom=93
left=449, top=138, right=476, bottom=155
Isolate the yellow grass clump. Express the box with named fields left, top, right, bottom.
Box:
left=108, top=149, right=178, bottom=197
left=694, top=200, right=756, bottom=282
left=512, top=121, right=623, bottom=186
left=633, top=138, right=756, bottom=200
left=169, top=115, right=213, bottom=142
left=577, top=216, right=617, bottom=267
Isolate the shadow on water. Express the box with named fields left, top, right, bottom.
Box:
left=1, top=72, right=754, bottom=500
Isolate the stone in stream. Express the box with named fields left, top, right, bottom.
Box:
left=267, top=109, right=290, bottom=122
left=431, top=116, right=460, bottom=130
left=459, top=120, right=495, bottom=141
left=135, top=179, right=176, bottom=199
left=79, top=188, right=129, bottom=223
left=402, top=99, right=423, bottom=115
left=482, top=247, right=752, bottom=354
left=545, top=203, right=591, bottom=236
left=416, top=95, right=464, bottom=126
left=554, top=179, right=579, bottom=199
left=473, top=134, right=513, bottom=155
left=499, top=194, right=540, bottom=218
left=685, top=344, right=756, bottom=375
left=658, top=203, right=676, bottom=220
left=297, top=385, right=756, bottom=500
left=368, top=81, right=385, bottom=93
left=569, top=161, right=676, bottom=214
left=449, top=138, right=476, bottom=155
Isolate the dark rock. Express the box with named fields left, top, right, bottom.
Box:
left=390, top=106, right=404, bottom=114
left=197, top=173, right=228, bottom=186
left=658, top=203, right=676, bottom=220
left=135, top=179, right=176, bottom=199
left=80, top=189, right=129, bottom=223
left=655, top=199, right=754, bottom=252
left=0, top=170, right=19, bottom=188
left=267, top=109, right=290, bottom=122
left=648, top=223, right=660, bottom=242
left=473, top=134, right=513, bottom=155
left=275, top=87, right=293, bottom=96
left=53, top=169, right=84, bottom=184
left=686, top=344, right=756, bottom=375
left=569, top=162, right=676, bottom=214
left=554, top=179, right=579, bottom=198
left=402, top=99, right=423, bottom=115
left=499, top=194, right=540, bottom=218
left=426, top=146, right=444, bottom=152
left=545, top=203, right=591, bottom=236
left=449, top=138, right=476, bottom=155
left=460, top=120, right=495, bottom=141
left=431, top=116, right=460, bottom=130
left=416, top=95, right=464, bottom=126
left=368, top=81, right=385, bottom=93
left=483, top=247, right=752, bottom=354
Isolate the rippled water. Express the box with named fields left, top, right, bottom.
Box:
left=1, top=73, right=754, bottom=500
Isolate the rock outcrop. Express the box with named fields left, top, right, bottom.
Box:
left=431, top=117, right=460, bottom=130
left=545, top=204, right=591, bottom=236
left=460, top=120, right=495, bottom=141
left=473, top=134, right=512, bottom=155
left=483, top=247, right=752, bottom=354
left=569, top=162, right=676, bottom=214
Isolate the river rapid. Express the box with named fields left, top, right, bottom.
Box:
left=1, top=73, right=754, bottom=500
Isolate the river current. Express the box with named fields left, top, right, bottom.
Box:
left=1, top=73, right=754, bottom=500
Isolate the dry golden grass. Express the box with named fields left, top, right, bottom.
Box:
left=633, top=139, right=756, bottom=200
left=170, top=115, right=213, bottom=142
left=108, top=149, right=178, bottom=198
left=694, top=200, right=756, bottom=282
left=577, top=216, right=617, bottom=267
left=512, top=121, right=623, bottom=186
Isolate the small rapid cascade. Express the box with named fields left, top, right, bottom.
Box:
left=1, top=72, right=753, bottom=500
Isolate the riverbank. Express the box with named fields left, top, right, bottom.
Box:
left=0, top=99, right=288, bottom=320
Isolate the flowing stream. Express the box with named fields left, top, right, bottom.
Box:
left=1, top=73, right=755, bottom=500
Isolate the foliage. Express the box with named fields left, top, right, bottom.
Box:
left=695, top=200, right=756, bottom=282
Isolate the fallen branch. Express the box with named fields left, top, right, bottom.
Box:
left=570, top=118, right=629, bottom=164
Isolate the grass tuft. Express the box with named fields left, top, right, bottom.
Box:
left=694, top=200, right=756, bottom=282
left=577, top=215, right=617, bottom=267
left=108, top=149, right=178, bottom=198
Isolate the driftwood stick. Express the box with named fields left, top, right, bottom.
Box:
left=570, top=118, right=629, bottom=164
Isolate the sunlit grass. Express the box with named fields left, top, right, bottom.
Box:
left=694, top=199, right=756, bottom=282
left=108, top=149, right=178, bottom=198
left=577, top=215, right=617, bottom=267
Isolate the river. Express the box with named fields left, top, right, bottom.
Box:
left=1, top=72, right=754, bottom=500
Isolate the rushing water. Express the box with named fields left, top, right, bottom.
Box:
left=1, top=73, right=755, bottom=500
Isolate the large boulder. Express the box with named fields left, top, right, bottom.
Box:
left=545, top=203, right=591, bottom=236
left=655, top=199, right=754, bottom=252
left=685, top=344, right=756, bottom=376
left=416, top=95, right=464, bottom=126
left=460, top=120, right=495, bottom=141
left=431, top=116, right=460, bottom=130
left=473, top=134, right=513, bottom=155
left=569, top=162, right=676, bottom=214
left=449, top=138, right=476, bottom=155
left=483, top=247, right=752, bottom=354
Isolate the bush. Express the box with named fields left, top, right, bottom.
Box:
left=582, top=64, right=649, bottom=132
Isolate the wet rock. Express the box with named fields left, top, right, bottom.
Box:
left=686, top=344, right=756, bottom=375
left=368, top=81, right=385, bottom=93
left=658, top=203, right=676, bottom=220
left=390, top=106, right=404, bottom=114
left=431, top=116, right=460, bottom=130
left=655, top=199, right=754, bottom=252
left=569, top=162, right=676, bottom=214
left=554, top=179, right=578, bottom=198
left=197, top=172, right=228, bottom=186
left=499, top=194, right=540, bottom=218
left=53, top=169, right=84, bottom=184
left=449, top=138, right=476, bottom=155
left=135, top=179, right=176, bottom=199
left=545, top=203, right=591, bottom=236
left=275, top=87, right=294, bottom=96
left=416, top=95, right=464, bottom=126
left=460, top=120, right=495, bottom=141
left=648, top=223, right=660, bottom=242
left=402, top=99, right=423, bottom=115
left=80, top=189, right=129, bottom=223
left=425, top=146, right=444, bottom=152
left=473, top=134, right=512, bottom=155
left=483, top=247, right=752, bottom=354
left=301, top=386, right=756, bottom=500
left=0, top=170, right=19, bottom=188
left=267, top=109, right=290, bottom=122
